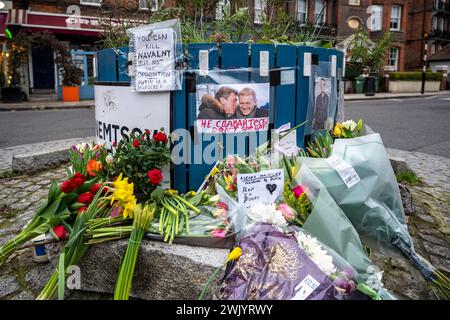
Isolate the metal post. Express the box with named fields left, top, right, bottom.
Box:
left=421, top=33, right=429, bottom=94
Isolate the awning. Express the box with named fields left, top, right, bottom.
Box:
left=7, top=9, right=109, bottom=37
left=0, top=11, right=8, bottom=38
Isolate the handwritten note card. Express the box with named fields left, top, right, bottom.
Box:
left=237, top=169, right=284, bottom=209
left=133, top=28, right=175, bottom=92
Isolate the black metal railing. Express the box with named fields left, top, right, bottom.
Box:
left=435, top=0, right=450, bottom=12
left=430, top=29, right=450, bottom=39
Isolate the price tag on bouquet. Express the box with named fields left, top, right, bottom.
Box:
left=326, top=155, right=360, bottom=188
left=237, top=169, right=284, bottom=209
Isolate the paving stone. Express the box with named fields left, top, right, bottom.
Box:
left=23, top=185, right=42, bottom=193
left=429, top=255, right=450, bottom=274
left=415, top=213, right=436, bottom=224
left=418, top=233, right=449, bottom=247
left=9, top=202, right=30, bottom=211
left=13, top=182, right=31, bottom=189
left=423, top=242, right=450, bottom=258
left=0, top=275, right=20, bottom=298
left=24, top=260, right=59, bottom=293
left=420, top=228, right=446, bottom=238
left=11, top=291, right=35, bottom=300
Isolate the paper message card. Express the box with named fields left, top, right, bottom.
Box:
left=237, top=169, right=284, bottom=209
left=272, top=124, right=298, bottom=157
left=132, top=28, right=175, bottom=92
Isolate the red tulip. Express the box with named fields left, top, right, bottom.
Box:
left=77, top=192, right=94, bottom=205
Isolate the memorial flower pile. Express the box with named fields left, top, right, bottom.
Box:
left=3, top=116, right=449, bottom=301
left=98, top=130, right=171, bottom=200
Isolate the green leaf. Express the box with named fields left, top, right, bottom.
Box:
left=58, top=252, right=66, bottom=300
left=151, top=188, right=164, bottom=202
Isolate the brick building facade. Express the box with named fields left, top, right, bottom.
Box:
left=2, top=0, right=444, bottom=93
left=406, top=0, right=450, bottom=71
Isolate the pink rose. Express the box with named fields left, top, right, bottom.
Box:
left=293, top=185, right=306, bottom=198
left=226, top=155, right=236, bottom=169
left=211, top=229, right=227, bottom=239
left=278, top=203, right=296, bottom=222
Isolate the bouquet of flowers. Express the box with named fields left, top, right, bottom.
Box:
left=299, top=133, right=450, bottom=299
left=218, top=223, right=381, bottom=300
left=98, top=129, right=171, bottom=200
left=206, top=152, right=394, bottom=300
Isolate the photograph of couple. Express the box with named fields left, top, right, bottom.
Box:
left=196, top=83, right=270, bottom=120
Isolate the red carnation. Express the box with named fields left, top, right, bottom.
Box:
left=145, top=129, right=150, bottom=135
left=133, top=139, right=140, bottom=148
left=78, top=206, right=88, bottom=215
left=77, top=192, right=94, bottom=205
left=112, top=141, right=117, bottom=147
left=147, top=169, right=163, bottom=185
left=153, top=132, right=168, bottom=144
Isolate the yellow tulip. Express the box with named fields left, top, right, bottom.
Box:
left=226, top=247, right=242, bottom=263
left=333, top=123, right=343, bottom=137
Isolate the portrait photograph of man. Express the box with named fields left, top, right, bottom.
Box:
left=312, top=77, right=331, bottom=132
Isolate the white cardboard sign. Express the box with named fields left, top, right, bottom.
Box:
left=94, top=85, right=170, bottom=148
left=132, top=28, right=175, bottom=91
left=237, top=169, right=284, bottom=209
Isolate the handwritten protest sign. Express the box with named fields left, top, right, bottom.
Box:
left=237, top=169, right=284, bottom=209
left=132, top=28, right=176, bottom=92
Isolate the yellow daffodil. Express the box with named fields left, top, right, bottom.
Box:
left=211, top=167, right=220, bottom=177
left=199, top=246, right=243, bottom=300
left=111, top=173, right=137, bottom=218
left=226, top=247, right=242, bottom=263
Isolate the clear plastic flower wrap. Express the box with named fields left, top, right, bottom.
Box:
left=298, top=133, right=450, bottom=298
left=215, top=157, right=395, bottom=300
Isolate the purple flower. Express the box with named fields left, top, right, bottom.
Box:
left=333, top=277, right=356, bottom=294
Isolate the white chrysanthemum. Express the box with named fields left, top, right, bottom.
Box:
left=342, top=120, right=357, bottom=132
left=297, top=232, right=337, bottom=276
left=248, top=203, right=288, bottom=230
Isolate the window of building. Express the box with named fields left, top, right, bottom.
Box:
left=388, top=48, right=399, bottom=71
left=432, top=16, right=438, bottom=31
left=139, top=0, right=159, bottom=11
left=80, top=0, right=101, bottom=5
left=314, top=0, right=326, bottom=24
left=369, top=5, right=383, bottom=31
left=439, top=17, right=444, bottom=31
left=390, top=5, right=401, bottom=31
left=348, top=0, right=360, bottom=5
left=216, top=0, right=230, bottom=20
left=296, top=0, right=308, bottom=24
left=430, top=43, right=436, bottom=55
left=254, top=0, right=265, bottom=24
